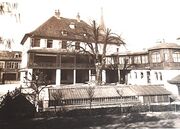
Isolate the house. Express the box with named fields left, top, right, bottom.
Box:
left=0, top=51, right=21, bottom=84
left=113, top=42, right=180, bottom=96
left=20, top=11, right=123, bottom=87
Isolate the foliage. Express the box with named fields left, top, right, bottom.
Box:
left=83, top=21, right=125, bottom=85
left=24, top=70, right=49, bottom=112
left=51, top=89, right=65, bottom=113
left=86, top=86, right=95, bottom=112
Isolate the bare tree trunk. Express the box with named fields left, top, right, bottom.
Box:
left=95, top=64, right=102, bottom=85
left=35, top=93, right=39, bottom=112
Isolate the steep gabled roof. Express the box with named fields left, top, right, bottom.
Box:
left=20, top=16, right=124, bottom=45
left=21, top=16, right=93, bottom=44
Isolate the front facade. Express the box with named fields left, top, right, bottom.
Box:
left=20, top=12, right=122, bottom=87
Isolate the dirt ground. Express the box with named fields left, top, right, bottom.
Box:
left=1, top=111, right=180, bottom=129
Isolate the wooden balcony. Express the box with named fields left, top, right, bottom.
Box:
left=76, top=63, right=95, bottom=69
left=29, top=62, right=95, bottom=69
left=61, top=63, right=75, bottom=69
left=29, top=62, right=57, bottom=68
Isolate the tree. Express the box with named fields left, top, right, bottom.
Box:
left=24, top=70, right=49, bottom=112
left=0, top=37, right=14, bottom=50
left=86, top=85, right=95, bottom=114
left=0, top=2, right=20, bottom=22
left=77, top=20, right=125, bottom=85
left=110, top=54, right=137, bottom=84
left=114, top=86, right=123, bottom=113
left=51, top=89, right=64, bottom=113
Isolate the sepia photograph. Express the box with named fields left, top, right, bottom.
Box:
left=0, top=0, right=180, bottom=128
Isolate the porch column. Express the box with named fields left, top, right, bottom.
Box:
left=56, top=69, right=61, bottom=85
left=16, top=72, right=19, bottom=81
left=89, top=70, right=91, bottom=82
left=73, top=69, right=76, bottom=85
left=102, top=70, right=106, bottom=84
left=118, top=68, right=121, bottom=84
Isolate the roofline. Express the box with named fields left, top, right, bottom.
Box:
left=20, top=34, right=122, bottom=45
left=20, top=33, right=32, bottom=45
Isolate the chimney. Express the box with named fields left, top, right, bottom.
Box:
left=55, top=9, right=60, bottom=19
left=76, top=12, right=80, bottom=22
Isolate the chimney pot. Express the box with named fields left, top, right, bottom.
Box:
left=55, top=9, right=60, bottom=19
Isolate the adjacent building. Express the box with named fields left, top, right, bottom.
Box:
left=114, top=42, right=180, bottom=96
left=0, top=51, right=21, bottom=84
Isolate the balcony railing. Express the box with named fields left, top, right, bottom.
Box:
left=29, top=62, right=95, bottom=69
left=29, top=62, right=57, bottom=68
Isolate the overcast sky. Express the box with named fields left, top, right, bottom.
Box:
left=1, top=0, right=180, bottom=51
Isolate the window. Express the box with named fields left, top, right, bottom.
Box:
left=147, top=71, right=151, bottom=83
left=62, top=40, right=67, bottom=49
left=0, top=61, right=5, bottom=68
left=106, top=57, right=114, bottom=64
left=75, top=42, right=80, bottom=50
left=173, top=51, right=180, bottom=62
left=134, top=72, right=137, bottom=79
left=31, top=38, right=40, bottom=47
left=152, top=52, right=161, bottom=63
left=47, top=39, right=53, bottom=48
left=141, top=72, right=144, bottom=79
left=69, top=22, right=75, bottom=29
left=155, top=72, right=158, bottom=80
left=134, top=56, right=141, bottom=64
left=6, top=62, right=20, bottom=69
left=126, top=57, right=132, bottom=64
left=159, top=72, right=162, bottom=80
left=157, top=95, right=168, bottom=102
left=119, top=57, right=125, bottom=64
left=142, top=55, right=148, bottom=64
left=61, top=30, right=68, bottom=36
left=143, top=96, right=156, bottom=103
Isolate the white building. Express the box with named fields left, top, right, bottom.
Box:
left=115, top=42, right=180, bottom=96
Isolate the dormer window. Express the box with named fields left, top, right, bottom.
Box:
left=75, top=41, right=80, bottom=50
left=62, top=40, right=67, bottom=49
left=69, top=22, right=75, bottom=29
left=47, top=39, right=53, bottom=48
left=61, top=30, right=68, bottom=36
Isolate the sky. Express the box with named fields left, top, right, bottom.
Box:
left=1, top=0, right=180, bottom=51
